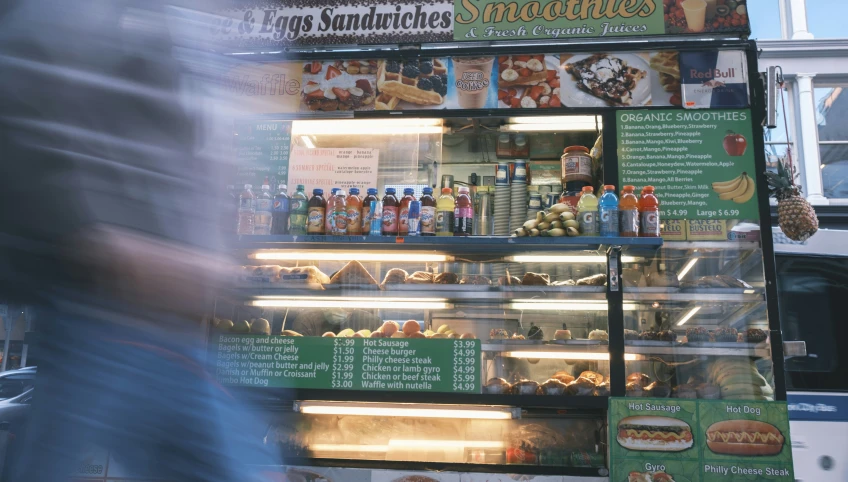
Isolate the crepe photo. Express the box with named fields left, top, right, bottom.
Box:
left=301, top=60, right=377, bottom=112
left=560, top=53, right=651, bottom=107
left=496, top=54, right=561, bottom=109
left=375, top=58, right=448, bottom=110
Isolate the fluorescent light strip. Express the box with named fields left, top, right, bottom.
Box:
left=505, top=351, right=638, bottom=361
left=251, top=297, right=450, bottom=310
left=676, top=306, right=702, bottom=326
left=509, top=301, right=638, bottom=311
left=501, top=123, right=597, bottom=132
left=388, top=440, right=505, bottom=449
left=298, top=403, right=515, bottom=420
left=507, top=115, right=599, bottom=125
left=300, top=135, right=315, bottom=148
left=508, top=255, right=638, bottom=263
left=310, top=444, right=388, bottom=453
left=252, top=251, right=451, bottom=262
left=292, top=119, right=444, bottom=136
left=677, top=258, right=699, bottom=280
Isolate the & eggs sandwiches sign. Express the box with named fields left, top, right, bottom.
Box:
left=453, top=0, right=664, bottom=41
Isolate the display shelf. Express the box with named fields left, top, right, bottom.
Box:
left=228, top=387, right=610, bottom=411
left=623, top=290, right=765, bottom=303
left=661, top=240, right=762, bottom=251
left=230, top=287, right=607, bottom=302
left=231, top=234, right=663, bottom=253
left=482, top=342, right=609, bottom=353
left=625, top=344, right=771, bottom=358
left=261, top=458, right=610, bottom=478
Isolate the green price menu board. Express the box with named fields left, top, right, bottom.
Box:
left=617, top=109, right=759, bottom=221
left=233, top=119, right=292, bottom=189
left=209, top=335, right=481, bottom=394
left=609, top=398, right=794, bottom=482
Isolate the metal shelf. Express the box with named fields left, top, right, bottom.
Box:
left=660, top=240, right=762, bottom=251
left=623, top=290, right=765, bottom=303
left=231, top=287, right=607, bottom=302
left=230, top=234, right=663, bottom=253
left=625, top=344, right=771, bottom=358
left=482, top=342, right=608, bottom=353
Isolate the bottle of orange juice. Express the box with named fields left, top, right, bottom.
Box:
left=619, top=185, right=639, bottom=237
left=639, top=186, right=660, bottom=237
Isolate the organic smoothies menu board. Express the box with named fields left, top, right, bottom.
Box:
left=617, top=109, right=759, bottom=221
left=233, top=119, right=292, bottom=189
left=209, top=335, right=480, bottom=393
left=610, top=398, right=794, bottom=482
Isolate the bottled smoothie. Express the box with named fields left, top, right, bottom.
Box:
left=289, top=184, right=308, bottom=235
left=332, top=189, right=347, bottom=235
left=307, top=188, right=326, bottom=235
left=419, top=187, right=437, bottom=236
left=346, top=188, right=363, bottom=235
left=236, top=184, right=255, bottom=235
left=599, top=185, right=619, bottom=237
left=361, top=188, right=379, bottom=232
left=619, top=185, right=639, bottom=237
left=381, top=188, right=400, bottom=236
left=398, top=188, right=416, bottom=236
left=435, top=188, right=455, bottom=237
left=576, top=186, right=599, bottom=236
left=453, top=186, right=473, bottom=236
left=325, top=188, right=339, bottom=234
left=640, top=186, right=661, bottom=237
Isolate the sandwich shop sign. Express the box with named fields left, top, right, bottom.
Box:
left=211, top=0, right=750, bottom=47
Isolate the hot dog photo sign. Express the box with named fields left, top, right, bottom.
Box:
left=610, top=399, right=794, bottom=482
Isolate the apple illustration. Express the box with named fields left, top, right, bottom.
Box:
left=723, top=131, right=748, bottom=156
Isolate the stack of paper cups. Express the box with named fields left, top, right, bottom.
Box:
left=509, top=160, right=528, bottom=234
left=493, top=162, right=511, bottom=236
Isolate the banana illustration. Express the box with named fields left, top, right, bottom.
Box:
left=717, top=174, right=750, bottom=200
left=732, top=176, right=756, bottom=204
left=712, top=174, right=745, bottom=194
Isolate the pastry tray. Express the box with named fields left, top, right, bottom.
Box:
left=685, top=342, right=768, bottom=349
left=547, top=339, right=608, bottom=345
left=625, top=340, right=683, bottom=347
left=385, top=284, right=491, bottom=291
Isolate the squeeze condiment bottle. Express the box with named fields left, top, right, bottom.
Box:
left=325, top=187, right=339, bottom=234
left=381, top=188, right=399, bottom=236
left=346, top=188, right=362, bottom=235
left=639, top=186, right=660, bottom=238
left=361, top=188, right=379, bottom=233
left=398, top=188, right=416, bottom=236
left=435, top=188, right=455, bottom=237
left=419, top=187, right=436, bottom=236
left=453, top=186, right=473, bottom=236
left=619, top=185, right=639, bottom=237
left=307, top=188, right=326, bottom=235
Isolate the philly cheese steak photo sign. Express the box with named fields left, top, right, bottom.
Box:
left=610, top=398, right=794, bottom=482
left=208, top=0, right=751, bottom=48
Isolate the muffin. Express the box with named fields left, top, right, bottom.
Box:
left=512, top=380, right=539, bottom=395
left=658, top=330, right=678, bottom=342
left=537, top=378, right=568, bottom=396
left=646, top=381, right=671, bottom=398
left=627, top=373, right=651, bottom=386
left=554, top=329, right=573, bottom=340
left=552, top=370, right=575, bottom=385
left=745, top=328, right=768, bottom=343
left=594, top=380, right=611, bottom=397
left=588, top=329, right=609, bottom=341
left=579, top=371, right=604, bottom=386
left=686, top=327, right=710, bottom=342
left=673, top=384, right=698, bottom=399
left=484, top=377, right=512, bottom=394
left=625, top=382, right=645, bottom=397
left=527, top=324, right=544, bottom=340
left=639, top=331, right=659, bottom=341
left=624, top=329, right=640, bottom=341
left=566, top=377, right=596, bottom=396
left=714, top=327, right=739, bottom=342
left=489, top=328, right=509, bottom=340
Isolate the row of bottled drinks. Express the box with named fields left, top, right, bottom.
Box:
left=233, top=181, right=661, bottom=238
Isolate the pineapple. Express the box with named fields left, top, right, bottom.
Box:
left=765, top=161, right=819, bottom=241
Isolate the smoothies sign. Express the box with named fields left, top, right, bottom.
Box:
left=610, top=398, right=794, bottom=481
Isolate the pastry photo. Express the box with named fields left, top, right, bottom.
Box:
left=560, top=53, right=650, bottom=107
left=649, top=51, right=682, bottom=106
left=497, top=54, right=561, bottom=109
left=376, top=58, right=448, bottom=110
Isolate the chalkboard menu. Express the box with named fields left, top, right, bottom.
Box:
left=233, top=119, right=292, bottom=189
left=210, top=335, right=481, bottom=394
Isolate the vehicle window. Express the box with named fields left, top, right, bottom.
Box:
left=776, top=254, right=848, bottom=391
left=0, top=380, right=26, bottom=400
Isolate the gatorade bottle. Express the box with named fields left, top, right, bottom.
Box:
left=289, top=185, right=308, bottom=235
left=435, top=188, right=455, bottom=237
left=346, top=188, right=363, bottom=235
left=332, top=189, right=347, bottom=235
left=307, top=188, right=326, bottom=235
left=237, top=184, right=256, bottom=235
left=361, top=188, right=379, bottom=232
left=576, top=186, right=599, bottom=236
left=398, top=188, right=416, bottom=236
left=325, top=188, right=339, bottom=234
left=454, top=186, right=473, bottom=236
left=599, top=185, right=619, bottom=237
left=381, top=188, right=400, bottom=236
left=620, top=185, right=640, bottom=237
left=271, top=184, right=290, bottom=235
left=420, top=187, right=437, bottom=236
left=640, top=186, right=661, bottom=237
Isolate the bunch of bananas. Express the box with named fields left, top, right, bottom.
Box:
left=708, top=359, right=774, bottom=401
left=712, top=173, right=756, bottom=204
left=513, top=203, right=580, bottom=237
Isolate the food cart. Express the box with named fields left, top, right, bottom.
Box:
left=202, top=1, right=795, bottom=480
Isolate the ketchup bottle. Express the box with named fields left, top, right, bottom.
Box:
left=381, top=188, right=399, bottom=236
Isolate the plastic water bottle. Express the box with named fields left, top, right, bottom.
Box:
left=599, top=185, right=619, bottom=237
left=236, top=184, right=255, bottom=235
left=254, top=183, right=273, bottom=235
